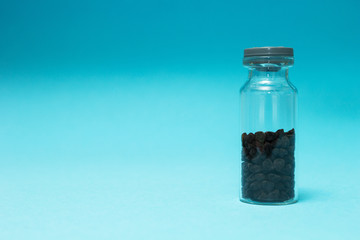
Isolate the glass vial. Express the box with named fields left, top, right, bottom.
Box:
left=240, top=47, right=297, bottom=205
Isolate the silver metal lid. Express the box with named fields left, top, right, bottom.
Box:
left=244, top=47, right=294, bottom=57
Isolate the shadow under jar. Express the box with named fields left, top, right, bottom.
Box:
left=240, top=47, right=298, bottom=205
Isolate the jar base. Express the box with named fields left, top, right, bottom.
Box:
left=240, top=197, right=297, bottom=206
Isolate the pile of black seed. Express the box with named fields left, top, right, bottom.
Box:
left=241, top=129, right=295, bottom=202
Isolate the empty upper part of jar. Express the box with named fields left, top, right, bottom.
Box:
left=243, top=47, right=294, bottom=71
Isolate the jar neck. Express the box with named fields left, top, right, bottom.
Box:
left=243, top=56, right=293, bottom=83
left=248, top=68, right=289, bottom=83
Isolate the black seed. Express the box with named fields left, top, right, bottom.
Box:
left=285, top=155, right=295, bottom=164
left=247, top=174, right=256, bottom=182
left=275, top=182, right=285, bottom=191
left=262, top=180, right=275, bottom=193
left=278, top=149, right=288, bottom=157
left=262, top=159, right=273, bottom=172
left=280, top=136, right=290, bottom=147
left=255, top=141, right=264, bottom=152
left=247, top=133, right=255, bottom=143
left=288, top=145, right=295, bottom=154
left=274, top=158, right=285, bottom=172
left=254, top=173, right=266, bottom=181
left=242, top=132, right=247, bottom=144
left=272, top=148, right=280, bottom=157
left=289, top=135, right=295, bottom=146
left=256, top=192, right=268, bottom=201
left=276, top=129, right=284, bottom=136
left=279, top=191, right=290, bottom=201
left=287, top=128, right=295, bottom=136
left=255, top=131, right=266, bottom=143
left=252, top=154, right=265, bottom=165
left=268, top=173, right=281, bottom=182
left=265, top=131, right=277, bottom=142
left=242, top=189, right=249, bottom=198
left=282, top=164, right=294, bottom=176
left=285, top=188, right=295, bottom=198
left=249, top=164, right=262, bottom=173
left=284, top=180, right=295, bottom=189
left=242, top=162, right=251, bottom=176
left=249, top=148, right=257, bottom=159
left=282, top=175, right=292, bottom=183
left=264, top=142, right=273, bottom=156
left=249, top=181, right=261, bottom=191
left=268, top=189, right=280, bottom=201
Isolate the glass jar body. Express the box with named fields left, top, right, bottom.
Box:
left=240, top=62, right=297, bottom=205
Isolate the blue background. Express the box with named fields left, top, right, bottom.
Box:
left=0, top=0, right=359, bottom=239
